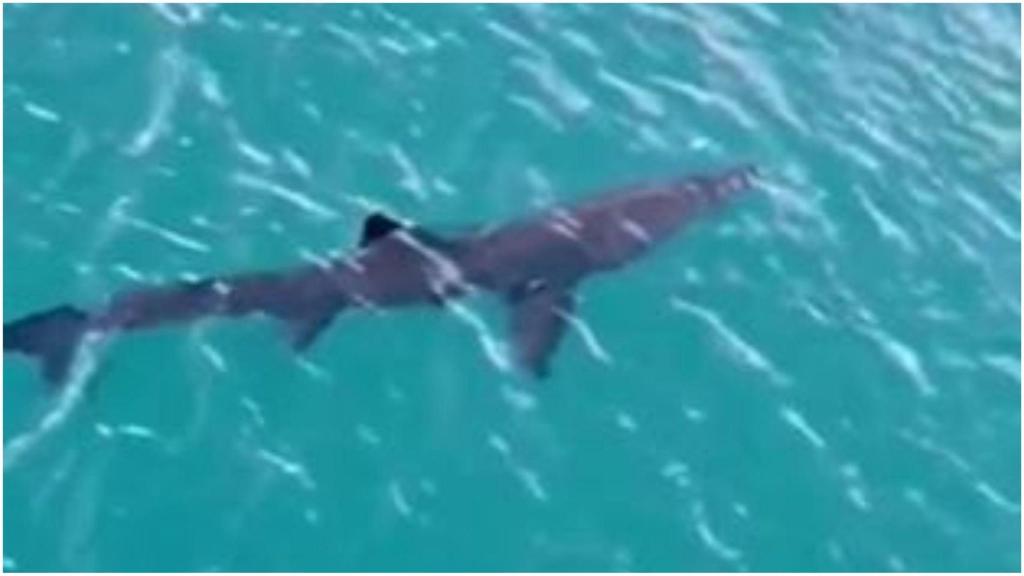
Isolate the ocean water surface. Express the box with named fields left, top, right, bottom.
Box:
left=3, top=3, right=1020, bottom=571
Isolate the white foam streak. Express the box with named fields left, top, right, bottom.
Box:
left=232, top=172, right=339, bottom=220
left=515, top=466, right=549, bottom=502
left=560, top=312, right=612, bottom=365
left=389, top=481, right=413, bottom=518
left=597, top=68, right=665, bottom=118
left=692, top=501, right=743, bottom=564
left=24, top=101, right=61, bottom=123
left=779, top=405, right=827, bottom=451
left=199, top=343, right=227, bottom=373
left=255, top=448, right=315, bottom=491
left=5, top=334, right=104, bottom=469
left=281, top=148, right=313, bottom=180
left=861, top=327, right=937, bottom=397
left=512, top=56, right=591, bottom=115
left=851, top=185, right=918, bottom=254
left=388, top=144, right=427, bottom=200
left=443, top=300, right=510, bottom=373
left=124, top=47, right=187, bottom=156
left=121, top=215, right=211, bottom=254
left=901, top=429, right=1020, bottom=515
left=670, top=298, right=789, bottom=386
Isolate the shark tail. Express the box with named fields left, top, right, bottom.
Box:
left=4, top=305, right=91, bottom=388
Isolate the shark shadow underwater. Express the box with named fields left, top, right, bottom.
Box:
left=4, top=165, right=759, bottom=387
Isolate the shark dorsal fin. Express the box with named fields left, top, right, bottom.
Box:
left=360, top=212, right=405, bottom=247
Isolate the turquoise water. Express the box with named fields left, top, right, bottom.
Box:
left=3, top=3, right=1020, bottom=571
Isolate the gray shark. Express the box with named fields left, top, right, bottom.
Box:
left=4, top=165, right=758, bottom=386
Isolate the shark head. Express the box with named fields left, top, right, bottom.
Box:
left=575, top=165, right=758, bottom=270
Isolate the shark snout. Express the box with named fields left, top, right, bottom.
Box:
left=715, top=164, right=759, bottom=197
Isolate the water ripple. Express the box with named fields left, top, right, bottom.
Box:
left=670, top=298, right=790, bottom=387
left=23, top=100, right=62, bottom=124
left=692, top=500, right=744, bottom=566
left=510, top=55, right=592, bottom=116
left=254, top=447, right=316, bottom=492
left=595, top=68, right=665, bottom=119
left=118, top=214, right=212, bottom=255
left=900, top=429, right=1020, bottom=516
left=231, top=171, right=340, bottom=220
left=860, top=327, right=937, bottom=397
left=4, top=334, right=105, bottom=470
left=779, top=405, right=827, bottom=451
left=124, top=46, right=187, bottom=157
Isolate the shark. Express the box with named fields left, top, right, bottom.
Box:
left=4, top=164, right=758, bottom=387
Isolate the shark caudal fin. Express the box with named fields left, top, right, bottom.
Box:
left=4, top=305, right=90, bottom=387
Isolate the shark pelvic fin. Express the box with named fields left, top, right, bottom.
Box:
left=280, top=307, right=338, bottom=352
left=360, top=212, right=405, bottom=247
left=507, top=281, right=575, bottom=378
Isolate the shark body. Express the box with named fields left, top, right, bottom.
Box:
left=4, top=165, right=758, bottom=386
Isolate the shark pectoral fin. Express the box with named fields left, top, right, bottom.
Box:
left=507, top=283, right=575, bottom=378
left=281, top=307, right=337, bottom=352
